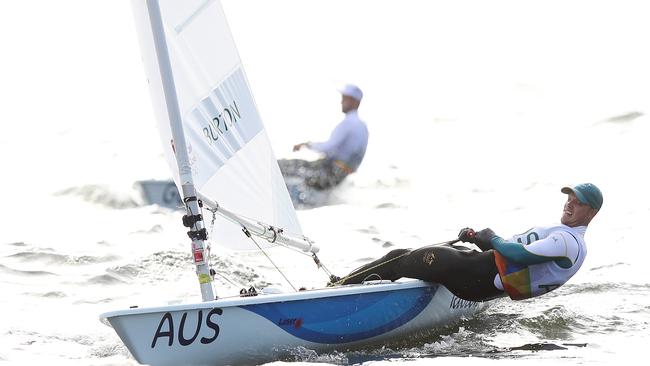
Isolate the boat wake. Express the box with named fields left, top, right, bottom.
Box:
left=88, top=273, right=131, bottom=285
left=0, top=263, right=57, bottom=277
left=8, top=251, right=118, bottom=266
left=105, top=251, right=193, bottom=284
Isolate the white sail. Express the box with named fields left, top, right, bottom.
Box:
left=132, top=0, right=302, bottom=250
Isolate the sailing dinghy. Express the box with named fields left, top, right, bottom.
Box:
left=100, top=1, right=486, bottom=365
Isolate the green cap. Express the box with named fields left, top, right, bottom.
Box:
left=561, top=183, right=603, bottom=210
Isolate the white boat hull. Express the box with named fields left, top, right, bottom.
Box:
left=101, top=280, right=486, bottom=366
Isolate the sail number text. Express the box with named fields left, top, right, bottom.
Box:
left=151, top=308, right=223, bottom=348
left=202, top=100, right=241, bottom=144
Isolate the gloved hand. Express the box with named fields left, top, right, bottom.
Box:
left=474, top=228, right=496, bottom=251
left=457, top=227, right=477, bottom=243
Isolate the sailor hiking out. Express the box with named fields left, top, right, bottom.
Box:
left=334, top=183, right=603, bottom=302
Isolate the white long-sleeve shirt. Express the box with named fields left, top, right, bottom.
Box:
left=492, top=224, right=587, bottom=300
left=309, top=110, right=369, bottom=171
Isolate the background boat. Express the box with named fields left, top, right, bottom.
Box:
left=135, top=176, right=338, bottom=210
left=135, top=179, right=182, bottom=209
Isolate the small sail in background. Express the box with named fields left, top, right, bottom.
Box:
left=132, top=0, right=301, bottom=250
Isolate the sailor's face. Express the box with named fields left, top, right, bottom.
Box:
left=561, top=193, right=597, bottom=227
left=341, top=95, right=357, bottom=113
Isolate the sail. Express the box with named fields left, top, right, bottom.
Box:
left=132, top=0, right=302, bottom=249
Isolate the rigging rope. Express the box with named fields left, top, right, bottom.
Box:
left=205, top=206, right=335, bottom=290
left=242, top=227, right=298, bottom=292
left=212, top=269, right=246, bottom=288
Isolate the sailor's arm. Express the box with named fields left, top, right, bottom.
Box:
left=309, top=122, right=349, bottom=155
left=293, top=123, right=347, bottom=152
left=489, top=231, right=579, bottom=268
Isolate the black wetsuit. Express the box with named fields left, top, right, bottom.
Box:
left=339, top=245, right=504, bottom=302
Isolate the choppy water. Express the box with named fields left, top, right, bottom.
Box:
left=2, top=0, right=650, bottom=365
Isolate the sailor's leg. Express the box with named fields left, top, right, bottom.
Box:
left=339, top=246, right=457, bottom=285
left=339, top=249, right=411, bottom=284
left=328, top=165, right=349, bottom=187
left=277, top=159, right=310, bottom=177
left=304, top=160, right=348, bottom=190
left=341, top=245, right=503, bottom=301
left=305, top=159, right=332, bottom=189
left=396, top=246, right=502, bottom=301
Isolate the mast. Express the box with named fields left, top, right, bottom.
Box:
left=145, top=0, right=215, bottom=301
